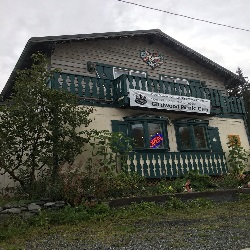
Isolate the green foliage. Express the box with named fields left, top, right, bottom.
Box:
left=170, top=178, right=186, bottom=193
left=56, top=163, right=147, bottom=205
left=165, top=197, right=187, bottom=209
left=0, top=203, right=110, bottom=242
left=84, top=130, right=133, bottom=174
left=187, top=198, right=214, bottom=209
left=28, top=203, right=110, bottom=226
left=238, top=193, right=250, bottom=201
left=0, top=53, right=93, bottom=193
left=216, top=174, right=240, bottom=189
left=126, top=202, right=159, bottom=213
left=226, top=67, right=250, bottom=134
left=169, top=171, right=217, bottom=193
left=146, top=180, right=175, bottom=195
left=227, top=136, right=248, bottom=176
left=183, top=170, right=217, bottom=191
left=2, top=200, right=250, bottom=248
left=164, top=197, right=214, bottom=210
left=105, top=171, right=146, bottom=198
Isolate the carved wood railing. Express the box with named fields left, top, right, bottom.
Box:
left=125, top=151, right=227, bottom=178
left=50, top=72, right=246, bottom=115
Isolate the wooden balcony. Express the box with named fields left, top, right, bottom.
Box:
left=50, top=72, right=246, bottom=115
left=125, top=151, right=227, bottom=178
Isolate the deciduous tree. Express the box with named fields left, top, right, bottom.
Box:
left=0, top=53, right=93, bottom=192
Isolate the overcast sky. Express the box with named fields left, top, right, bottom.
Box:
left=1, top=0, right=250, bottom=93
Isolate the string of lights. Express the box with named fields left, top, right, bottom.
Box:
left=117, top=0, right=250, bottom=33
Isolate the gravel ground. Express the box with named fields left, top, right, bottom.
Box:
left=25, top=216, right=250, bottom=250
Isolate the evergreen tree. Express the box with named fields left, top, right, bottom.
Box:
left=226, top=67, right=250, bottom=134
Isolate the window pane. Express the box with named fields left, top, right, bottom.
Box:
left=148, top=123, right=164, bottom=148
left=113, top=68, right=128, bottom=79
left=131, top=123, right=145, bottom=148
left=194, top=126, right=207, bottom=148
left=179, top=127, right=191, bottom=149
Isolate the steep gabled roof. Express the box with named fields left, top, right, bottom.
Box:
left=1, top=29, right=242, bottom=99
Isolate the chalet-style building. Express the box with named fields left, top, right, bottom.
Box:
left=1, top=29, right=249, bottom=184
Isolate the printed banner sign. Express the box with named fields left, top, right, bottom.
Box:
left=129, top=89, right=210, bottom=114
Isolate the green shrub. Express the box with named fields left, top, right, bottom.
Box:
left=150, top=180, right=175, bottom=195
left=106, top=172, right=146, bottom=198
left=183, top=171, right=217, bottom=191
left=227, top=136, right=248, bottom=176
left=187, top=198, right=214, bottom=209
left=216, top=174, right=240, bottom=189
left=165, top=197, right=186, bottom=210
left=171, top=178, right=186, bottom=193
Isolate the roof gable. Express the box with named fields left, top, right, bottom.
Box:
left=1, top=29, right=241, bottom=99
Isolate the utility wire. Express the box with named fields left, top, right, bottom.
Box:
left=118, top=0, right=250, bottom=33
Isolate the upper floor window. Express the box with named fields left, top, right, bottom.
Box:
left=174, top=119, right=210, bottom=151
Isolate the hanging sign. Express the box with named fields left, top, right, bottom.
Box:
left=150, top=134, right=163, bottom=148
left=129, top=89, right=210, bottom=114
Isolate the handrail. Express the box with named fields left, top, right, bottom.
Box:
left=51, top=72, right=114, bottom=102
left=50, top=72, right=246, bottom=115
left=114, top=74, right=246, bottom=114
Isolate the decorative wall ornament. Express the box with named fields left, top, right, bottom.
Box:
left=140, top=50, right=164, bottom=69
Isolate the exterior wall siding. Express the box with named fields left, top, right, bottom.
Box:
left=78, top=106, right=250, bottom=170
left=51, top=37, right=227, bottom=93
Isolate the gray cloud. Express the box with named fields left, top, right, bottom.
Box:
left=1, top=0, right=250, bottom=92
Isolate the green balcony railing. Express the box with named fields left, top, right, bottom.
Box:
left=125, top=151, right=227, bottom=178
left=50, top=72, right=246, bottom=115
left=113, top=74, right=246, bottom=115
left=51, top=72, right=114, bottom=105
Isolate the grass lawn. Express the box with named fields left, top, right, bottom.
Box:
left=1, top=196, right=250, bottom=249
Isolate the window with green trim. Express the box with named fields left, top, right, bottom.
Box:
left=112, top=115, right=169, bottom=150
left=174, top=119, right=210, bottom=151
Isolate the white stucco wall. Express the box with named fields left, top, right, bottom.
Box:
left=81, top=106, right=250, bottom=160
left=1, top=106, right=249, bottom=189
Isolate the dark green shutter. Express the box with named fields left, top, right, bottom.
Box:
left=111, top=120, right=129, bottom=151
left=207, top=127, right=223, bottom=152
left=111, top=120, right=128, bottom=134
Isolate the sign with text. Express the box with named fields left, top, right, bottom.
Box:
left=129, top=89, right=210, bottom=114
